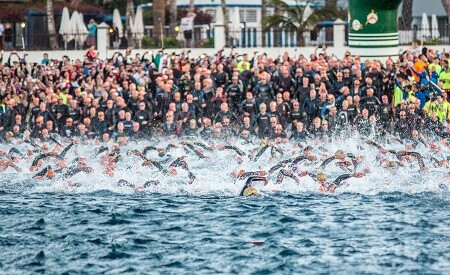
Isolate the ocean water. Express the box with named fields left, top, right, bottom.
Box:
left=1, top=139, right=450, bottom=273
left=1, top=191, right=450, bottom=274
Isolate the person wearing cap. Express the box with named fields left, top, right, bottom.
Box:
left=296, top=171, right=365, bottom=193
left=239, top=176, right=268, bottom=197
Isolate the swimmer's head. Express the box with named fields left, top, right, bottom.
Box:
left=45, top=169, right=55, bottom=178
left=316, top=172, right=327, bottom=182
left=42, top=144, right=49, bottom=151
left=57, top=160, right=67, bottom=168
left=169, top=167, right=177, bottom=175
left=238, top=169, right=246, bottom=177
left=385, top=161, right=398, bottom=170
left=335, top=150, right=345, bottom=159
left=243, top=187, right=260, bottom=197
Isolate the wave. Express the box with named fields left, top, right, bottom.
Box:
left=0, top=138, right=449, bottom=196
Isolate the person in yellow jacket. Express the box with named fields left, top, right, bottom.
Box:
left=439, top=63, right=450, bottom=90
left=423, top=94, right=447, bottom=122
left=236, top=54, right=250, bottom=73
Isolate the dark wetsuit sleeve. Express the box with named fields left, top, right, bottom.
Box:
left=31, top=153, right=51, bottom=167
left=346, top=153, right=359, bottom=171
left=194, top=142, right=213, bottom=151
left=142, top=146, right=157, bottom=155
left=238, top=171, right=264, bottom=180
left=166, top=143, right=177, bottom=151
left=366, top=140, right=384, bottom=150
left=307, top=172, right=317, bottom=180
left=407, top=152, right=426, bottom=170
left=290, top=155, right=307, bottom=167
left=239, top=176, right=266, bottom=196
left=186, top=144, right=207, bottom=159
left=50, top=136, right=62, bottom=146
left=117, top=179, right=135, bottom=188
left=33, top=165, right=51, bottom=178
left=143, top=180, right=160, bottom=188
left=320, top=156, right=336, bottom=169
left=253, top=144, right=269, bottom=162
left=8, top=147, right=23, bottom=158
left=270, top=146, right=284, bottom=158
left=170, top=157, right=188, bottom=169
left=269, top=159, right=292, bottom=174
left=95, top=146, right=108, bottom=157
left=150, top=161, right=169, bottom=175
left=332, top=174, right=352, bottom=187
left=59, top=142, right=74, bottom=157
left=62, top=167, right=83, bottom=179
left=188, top=171, right=196, bottom=184
left=275, top=169, right=298, bottom=184
left=113, top=155, right=122, bottom=163
left=430, top=157, right=440, bottom=166
left=223, top=145, right=246, bottom=156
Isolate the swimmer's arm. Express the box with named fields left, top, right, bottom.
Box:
left=33, top=165, right=51, bottom=178
left=276, top=169, right=300, bottom=184
left=59, top=142, right=74, bottom=157
left=319, top=156, right=336, bottom=168
left=223, top=145, right=246, bottom=156
left=239, top=176, right=267, bottom=196
left=238, top=171, right=267, bottom=180
left=332, top=174, right=352, bottom=187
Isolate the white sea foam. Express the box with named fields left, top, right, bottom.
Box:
left=1, top=138, right=449, bottom=196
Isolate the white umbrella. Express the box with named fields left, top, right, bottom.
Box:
left=76, top=13, right=88, bottom=46
left=302, top=3, right=313, bottom=24
left=420, top=13, right=431, bottom=39
left=113, top=8, right=124, bottom=38
left=232, top=7, right=241, bottom=42
left=133, top=6, right=144, bottom=40
left=68, top=11, right=79, bottom=43
left=59, top=7, right=71, bottom=48
left=431, top=14, right=440, bottom=39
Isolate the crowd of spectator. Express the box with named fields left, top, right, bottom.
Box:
left=0, top=46, right=450, bottom=146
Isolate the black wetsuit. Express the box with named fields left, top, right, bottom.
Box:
left=239, top=176, right=267, bottom=196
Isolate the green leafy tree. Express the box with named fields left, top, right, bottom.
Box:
left=262, top=0, right=336, bottom=46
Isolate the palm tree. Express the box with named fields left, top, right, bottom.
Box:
left=168, top=0, right=177, bottom=36
left=153, top=0, right=166, bottom=47
left=441, top=0, right=450, bottom=40
left=46, top=0, right=59, bottom=49
left=325, top=0, right=337, bottom=9
left=125, top=0, right=135, bottom=47
left=400, top=0, right=413, bottom=30
left=262, top=0, right=336, bottom=46
left=261, top=0, right=267, bottom=46
left=220, top=0, right=230, bottom=47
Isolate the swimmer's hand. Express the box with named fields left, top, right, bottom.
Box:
left=298, top=171, right=308, bottom=177
left=83, top=167, right=94, bottom=173
left=352, top=172, right=365, bottom=178
left=142, top=160, right=153, bottom=166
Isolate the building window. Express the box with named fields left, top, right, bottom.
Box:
left=246, top=10, right=257, bottom=23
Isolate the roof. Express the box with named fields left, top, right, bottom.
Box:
left=398, top=0, right=447, bottom=17
left=176, top=0, right=322, bottom=8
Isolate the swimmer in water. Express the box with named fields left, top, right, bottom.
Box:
left=117, top=179, right=160, bottom=192
left=275, top=170, right=365, bottom=193
left=319, top=150, right=361, bottom=172
left=239, top=176, right=268, bottom=196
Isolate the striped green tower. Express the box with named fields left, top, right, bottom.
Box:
left=348, top=0, right=403, bottom=59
